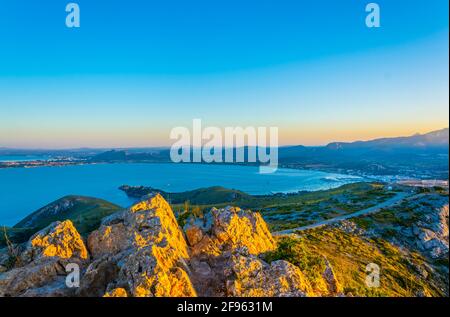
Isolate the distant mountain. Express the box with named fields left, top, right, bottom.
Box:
left=278, top=128, right=449, bottom=179
left=90, top=149, right=127, bottom=161
left=326, top=128, right=449, bottom=150
left=3, top=128, right=447, bottom=179
left=89, top=149, right=170, bottom=163
left=85, top=128, right=448, bottom=179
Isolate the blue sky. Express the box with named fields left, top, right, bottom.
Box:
left=0, top=0, right=448, bottom=147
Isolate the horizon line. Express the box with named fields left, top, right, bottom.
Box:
left=1, top=127, right=448, bottom=151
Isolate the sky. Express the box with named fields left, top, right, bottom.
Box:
left=0, top=0, right=448, bottom=148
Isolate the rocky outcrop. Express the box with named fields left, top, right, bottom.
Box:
left=104, top=287, right=128, bottom=297
left=0, top=194, right=341, bottom=297
left=79, top=193, right=195, bottom=297
left=185, top=206, right=276, bottom=257
left=22, top=220, right=89, bottom=262
left=182, top=206, right=335, bottom=297
left=224, top=248, right=313, bottom=297
left=322, top=258, right=341, bottom=294
left=415, top=204, right=449, bottom=259
left=87, top=223, right=128, bottom=259
left=211, top=206, right=277, bottom=254
left=382, top=196, right=448, bottom=260
left=333, top=220, right=365, bottom=236
left=0, top=221, right=88, bottom=297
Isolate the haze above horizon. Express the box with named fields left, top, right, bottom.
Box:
left=0, top=0, right=448, bottom=148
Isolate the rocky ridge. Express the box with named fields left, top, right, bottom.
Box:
left=0, top=194, right=341, bottom=297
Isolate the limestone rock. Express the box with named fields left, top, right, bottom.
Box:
left=189, top=206, right=276, bottom=257
left=20, top=277, right=75, bottom=297
left=322, top=258, right=342, bottom=295
left=0, top=220, right=89, bottom=297
left=212, top=207, right=277, bottom=254
left=0, top=193, right=341, bottom=298
left=412, top=204, right=449, bottom=259
left=192, top=261, right=212, bottom=278
left=186, top=207, right=320, bottom=297
left=87, top=223, right=129, bottom=259
left=184, top=219, right=205, bottom=246
left=225, top=249, right=313, bottom=297
left=126, top=194, right=189, bottom=265
left=101, top=210, right=127, bottom=226
left=21, top=220, right=89, bottom=263
left=77, top=256, right=121, bottom=297
left=81, top=193, right=196, bottom=297
left=104, top=288, right=128, bottom=297
left=0, top=257, right=66, bottom=296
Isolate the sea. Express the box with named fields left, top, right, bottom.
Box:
left=0, top=161, right=363, bottom=226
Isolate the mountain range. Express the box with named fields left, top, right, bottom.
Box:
left=1, top=128, right=448, bottom=179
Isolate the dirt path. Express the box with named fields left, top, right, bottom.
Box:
left=274, top=191, right=412, bottom=235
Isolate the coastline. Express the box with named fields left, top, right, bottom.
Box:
left=1, top=158, right=446, bottom=184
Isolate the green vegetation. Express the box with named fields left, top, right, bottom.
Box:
left=1, top=181, right=447, bottom=297
left=264, top=237, right=329, bottom=294
left=14, top=195, right=122, bottom=235
left=351, top=192, right=447, bottom=234
left=166, top=186, right=254, bottom=205
left=3, top=182, right=391, bottom=247
left=176, top=200, right=204, bottom=227
left=1, top=196, right=121, bottom=247
left=260, top=182, right=395, bottom=231
left=59, top=197, right=122, bottom=236
left=0, top=227, right=36, bottom=249
left=268, top=232, right=444, bottom=297
left=170, top=182, right=396, bottom=231
left=171, top=182, right=395, bottom=232
left=122, top=185, right=256, bottom=206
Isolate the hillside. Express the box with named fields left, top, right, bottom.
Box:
left=119, top=185, right=254, bottom=205
left=1, top=196, right=121, bottom=247
left=91, top=128, right=450, bottom=179
left=279, top=128, right=449, bottom=179
left=0, top=184, right=448, bottom=297
left=1, top=183, right=384, bottom=247
left=326, top=128, right=449, bottom=150
left=0, top=194, right=340, bottom=296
